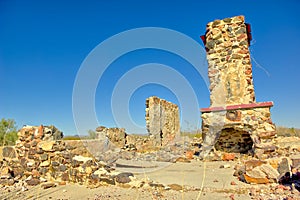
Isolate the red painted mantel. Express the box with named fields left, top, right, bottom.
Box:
left=201, top=101, right=274, bottom=113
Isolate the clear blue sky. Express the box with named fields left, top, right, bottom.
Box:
left=1, top=0, right=299, bottom=135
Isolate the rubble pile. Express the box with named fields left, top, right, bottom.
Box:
left=0, top=126, right=139, bottom=189
left=0, top=125, right=194, bottom=192
left=233, top=141, right=300, bottom=187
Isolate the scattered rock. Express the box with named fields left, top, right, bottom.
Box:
left=72, top=155, right=93, bottom=163
left=244, top=173, right=269, bottom=184
left=244, top=168, right=269, bottom=184
left=115, top=172, right=133, bottom=184
left=41, top=182, right=56, bottom=189
left=278, top=157, right=291, bottom=176
left=175, top=157, right=191, bottom=163
left=245, top=160, right=266, bottom=171
left=221, top=153, right=235, bottom=161
left=220, top=164, right=231, bottom=169
left=167, top=184, right=183, bottom=191
left=185, top=151, right=194, bottom=160
left=258, top=164, right=279, bottom=182
left=291, top=156, right=300, bottom=168
left=26, top=178, right=40, bottom=186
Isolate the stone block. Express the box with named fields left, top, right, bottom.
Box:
left=244, top=168, right=269, bottom=184
left=277, top=157, right=291, bottom=176
left=258, top=164, right=279, bottom=181
left=0, top=146, right=17, bottom=161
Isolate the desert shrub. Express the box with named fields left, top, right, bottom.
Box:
left=87, top=129, right=97, bottom=139
left=0, top=118, right=18, bottom=146
left=63, top=135, right=81, bottom=140
left=181, top=131, right=202, bottom=138
left=276, top=126, right=300, bottom=137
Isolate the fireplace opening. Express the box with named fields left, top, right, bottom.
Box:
left=215, top=128, right=253, bottom=153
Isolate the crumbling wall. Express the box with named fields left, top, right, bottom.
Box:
left=96, top=126, right=127, bottom=148
left=94, top=97, right=180, bottom=150
left=0, top=126, right=129, bottom=187
left=18, top=125, right=63, bottom=141
left=145, top=96, right=180, bottom=146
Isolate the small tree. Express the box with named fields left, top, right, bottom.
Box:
left=0, top=118, right=18, bottom=146
left=87, top=129, right=97, bottom=139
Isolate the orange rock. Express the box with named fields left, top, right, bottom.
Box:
left=276, top=184, right=290, bottom=190
left=175, top=157, right=191, bottom=163
left=38, top=125, right=44, bottom=136
left=222, top=153, right=235, bottom=161
left=59, top=181, right=66, bottom=185
left=34, top=125, right=44, bottom=139
left=31, top=169, right=40, bottom=178
left=230, top=181, right=237, bottom=185
left=244, top=174, right=269, bottom=184
left=185, top=151, right=194, bottom=160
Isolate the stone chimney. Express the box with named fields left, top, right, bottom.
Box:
left=203, top=15, right=255, bottom=106
left=200, top=16, right=276, bottom=159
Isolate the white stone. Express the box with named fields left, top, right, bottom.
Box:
left=40, top=160, right=50, bottom=167
left=38, top=141, right=55, bottom=151
left=73, top=155, right=92, bottom=163
left=93, top=168, right=107, bottom=176
left=258, top=164, right=279, bottom=180
left=27, top=160, right=35, bottom=167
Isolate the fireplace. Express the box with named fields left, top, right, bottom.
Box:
left=199, top=16, right=276, bottom=158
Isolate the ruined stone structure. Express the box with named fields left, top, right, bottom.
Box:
left=18, top=125, right=63, bottom=141
left=0, top=125, right=131, bottom=187
left=145, top=96, right=180, bottom=146
left=95, top=97, right=180, bottom=151
left=200, top=16, right=276, bottom=158
left=94, top=97, right=180, bottom=150
left=96, top=126, right=127, bottom=148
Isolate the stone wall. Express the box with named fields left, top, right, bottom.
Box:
left=145, top=96, right=180, bottom=146
left=204, top=15, right=255, bottom=106
left=96, top=126, right=127, bottom=148
left=0, top=126, right=133, bottom=187
left=94, top=97, right=180, bottom=150
left=18, top=125, right=63, bottom=141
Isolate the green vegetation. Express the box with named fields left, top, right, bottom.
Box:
left=63, top=130, right=98, bottom=140
left=87, top=129, right=97, bottom=139
left=276, top=126, right=300, bottom=137
left=180, top=130, right=202, bottom=138
left=0, top=118, right=18, bottom=146
left=62, top=135, right=81, bottom=140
